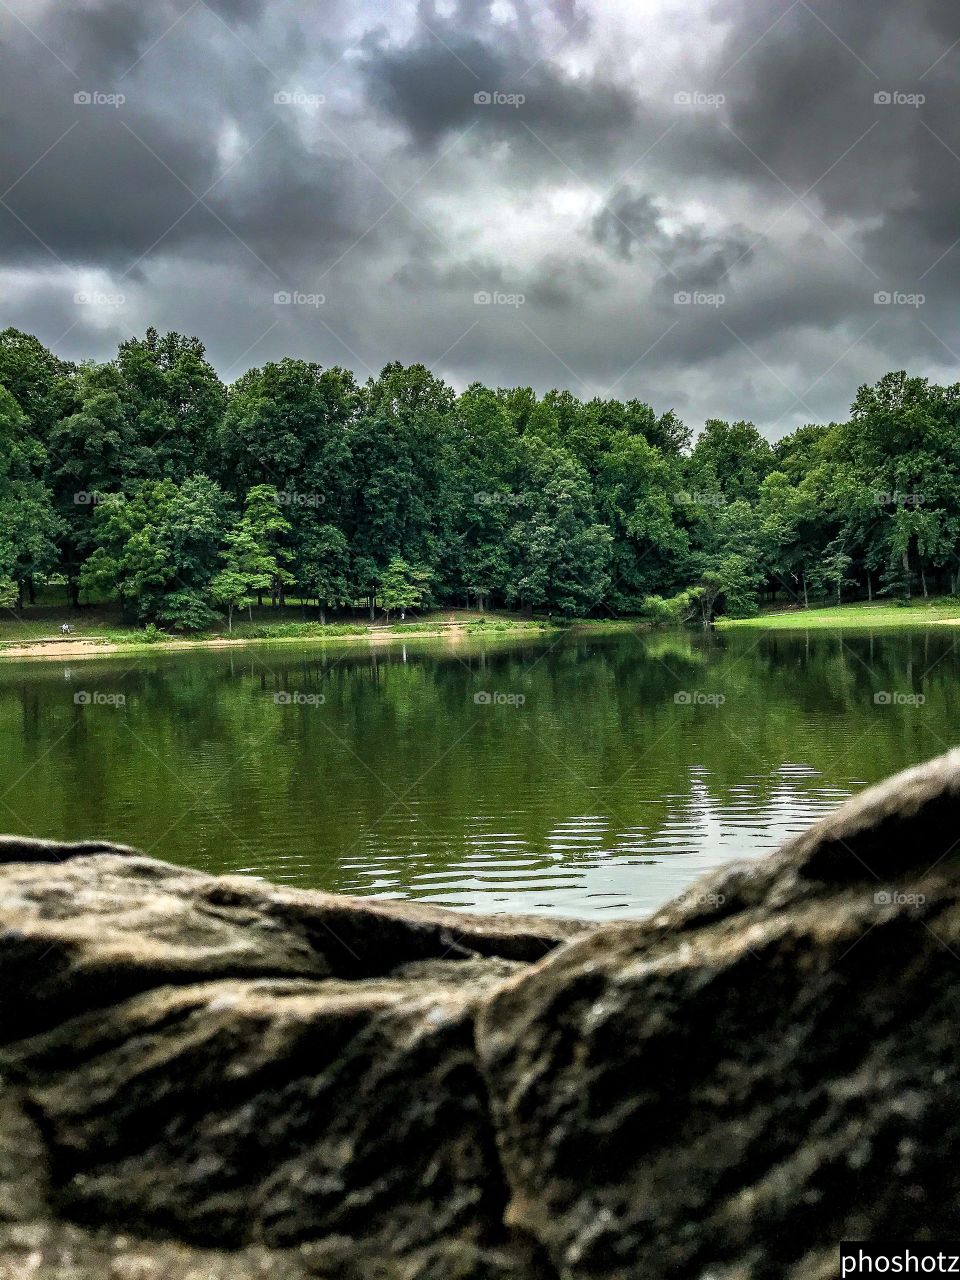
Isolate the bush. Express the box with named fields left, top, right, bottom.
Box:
left=641, top=589, right=701, bottom=627
left=155, top=590, right=220, bottom=633
left=231, top=621, right=368, bottom=639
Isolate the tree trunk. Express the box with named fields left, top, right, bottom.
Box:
left=867, top=570, right=872, bottom=602
left=369, top=596, right=375, bottom=621
left=227, top=605, right=233, bottom=633
left=902, top=548, right=911, bottom=599
left=320, top=606, right=326, bottom=625
left=802, top=575, right=808, bottom=609
left=921, top=564, right=928, bottom=598
left=248, top=602, right=253, bottom=622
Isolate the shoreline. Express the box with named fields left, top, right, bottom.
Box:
left=0, top=618, right=640, bottom=662
left=6, top=601, right=960, bottom=656
left=717, top=601, right=960, bottom=631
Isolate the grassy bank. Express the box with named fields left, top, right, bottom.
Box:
left=717, top=599, right=960, bottom=630
left=0, top=604, right=643, bottom=660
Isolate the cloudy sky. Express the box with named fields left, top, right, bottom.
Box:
left=1, top=0, right=959, bottom=437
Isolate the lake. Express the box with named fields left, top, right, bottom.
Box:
left=0, top=626, right=954, bottom=917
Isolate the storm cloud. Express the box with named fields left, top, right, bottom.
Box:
left=1, top=0, right=959, bottom=435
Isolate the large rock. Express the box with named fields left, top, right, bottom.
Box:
left=3, top=751, right=960, bottom=1277
left=0, top=849, right=585, bottom=1279
left=478, top=748, right=960, bottom=1279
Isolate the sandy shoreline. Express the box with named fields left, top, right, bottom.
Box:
left=0, top=637, right=267, bottom=659
left=0, top=623, right=550, bottom=662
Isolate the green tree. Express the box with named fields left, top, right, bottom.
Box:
left=46, top=362, right=133, bottom=605
left=296, top=524, right=351, bottom=622
left=695, top=500, right=765, bottom=623
left=689, top=418, right=774, bottom=502
left=505, top=437, right=611, bottom=615
left=0, top=328, right=76, bottom=445
left=116, top=328, right=226, bottom=481
left=597, top=430, right=691, bottom=611
left=445, top=383, right=520, bottom=610
left=379, top=556, right=433, bottom=620
left=0, top=385, right=61, bottom=608
left=219, top=359, right=356, bottom=522
left=82, top=476, right=230, bottom=630
left=813, top=538, right=855, bottom=606
left=239, top=485, right=294, bottom=608
left=346, top=364, right=455, bottom=611
left=757, top=470, right=826, bottom=607
left=211, top=525, right=273, bottom=630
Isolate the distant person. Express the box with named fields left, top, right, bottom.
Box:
left=400, top=610, right=405, bottom=621
left=60, top=623, right=71, bottom=635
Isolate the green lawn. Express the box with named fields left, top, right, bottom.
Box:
left=0, top=609, right=121, bottom=645
left=6, top=592, right=958, bottom=648
left=717, top=599, right=960, bottom=630
left=0, top=600, right=580, bottom=652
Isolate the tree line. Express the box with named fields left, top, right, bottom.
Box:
left=0, top=325, right=955, bottom=630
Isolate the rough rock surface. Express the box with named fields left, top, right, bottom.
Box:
left=4, top=751, right=960, bottom=1277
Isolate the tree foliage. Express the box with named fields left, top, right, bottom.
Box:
left=1, top=328, right=956, bottom=628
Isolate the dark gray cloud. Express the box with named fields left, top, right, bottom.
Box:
left=591, top=188, right=755, bottom=290
left=359, top=19, right=639, bottom=161
left=1, top=0, right=960, bottom=437
left=0, top=0, right=372, bottom=274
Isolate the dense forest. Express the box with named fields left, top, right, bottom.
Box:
left=0, top=325, right=955, bottom=630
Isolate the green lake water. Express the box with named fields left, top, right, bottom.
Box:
left=0, top=627, right=955, bottom=917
